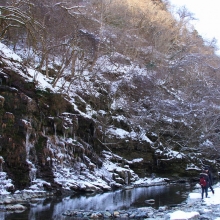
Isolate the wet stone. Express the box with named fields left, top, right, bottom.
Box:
left=4, top=198, right=13, bottom=204
left=5, top=204, right=27, bottom=211
left=158, top=205, right=168, bottom=212
left=103, top=211, right=112, bottom=218
left=90, top=212, right=103, bottom=218
left=135, top=211, right=149, bottom=218
left=113, top=210, right=120, bottom=217
left=120, top=213, right=129, bottom=218
left=129, top=211, right=138, bottom=218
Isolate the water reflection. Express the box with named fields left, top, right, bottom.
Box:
left=4, top=183, right=194, bottom=220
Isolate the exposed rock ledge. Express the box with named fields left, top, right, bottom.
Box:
left=0, top=180, right=168, bottom=206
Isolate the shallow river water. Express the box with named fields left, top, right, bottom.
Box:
left=3, top=183, right=195, bottom=220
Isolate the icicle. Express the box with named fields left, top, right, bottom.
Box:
left=73, top=115, right=78, bottom=140
left=43, top=126, right=46, bottom=135
left=70, top=126, right=73, bottom=138
left=0, top=156, right=4, bottom=172
left=22, top=119, right=38, bottom=183
left=125, top=171, right=129, bottom=185
left=27, top=160, right=37, bottom=182
left=24, top=121, right=32, bottom=160
left=54, top=122, right=57, bottom=138
left=30, top=167, right=37, bottom=182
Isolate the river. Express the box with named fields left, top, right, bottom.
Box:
left=2, top=183, right=195, bottom=220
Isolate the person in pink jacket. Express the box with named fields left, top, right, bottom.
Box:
left=200, top=170, right=210, bottom=200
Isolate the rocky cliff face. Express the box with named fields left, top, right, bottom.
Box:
left=0, top=43, right=218, bottom=194
left=0, top=55, right=139, bottom=192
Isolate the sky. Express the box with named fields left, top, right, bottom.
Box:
left=169, top=0, right=220, bottom=55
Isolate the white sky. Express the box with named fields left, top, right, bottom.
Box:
left=169, top=0, right=220, bottom=54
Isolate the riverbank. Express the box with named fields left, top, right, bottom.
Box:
left=61, top=182, right=220, bottom=219
left=0, top=175, right=172, bottom=205
left=0, top=180, right=219, bottom=219
left=167, top=182, right=220, bottom=220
